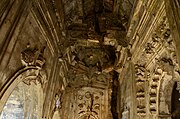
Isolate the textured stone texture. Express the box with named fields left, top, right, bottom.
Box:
left=0, top=0, right=180, bottom=119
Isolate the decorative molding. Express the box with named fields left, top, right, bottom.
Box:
left=149, top=68, right=163, bottom=114
left=0, top=0, right=31, bottom=69
left=135, top=64, right=146, bottom=117
left=129, top=0, right=166, bottom=62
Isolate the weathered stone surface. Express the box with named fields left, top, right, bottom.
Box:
left=1, top=0, right=180, bottom=119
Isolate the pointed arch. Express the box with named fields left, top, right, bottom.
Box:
left=0, top=66, right=46, bottom=114
left=158, top=72, right=180, bottom=118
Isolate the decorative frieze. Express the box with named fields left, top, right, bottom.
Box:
left=145, top=43, right=155, bottom=54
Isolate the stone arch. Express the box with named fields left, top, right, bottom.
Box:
left=158, top=71, right=180, bottom=118
left=0, top=66, right=46, bottom=114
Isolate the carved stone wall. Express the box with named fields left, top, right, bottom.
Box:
left=119, top=62, right=136, bottom=119
left=1, top=0, right=180, bottom=119
left=135, top=16, right=178, bottom=118
left=60, top=75, right=112, bottom=119
left=120, top=0, right=180, bottom=118
left=0, top=0, right=65, bottom=118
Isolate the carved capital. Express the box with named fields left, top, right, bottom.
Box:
left=21, top=44, right=46, bottom=69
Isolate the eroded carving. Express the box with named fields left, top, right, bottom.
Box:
left=73, top=87, right=108, bottom=119
left=135, top=64, right=146, bottom=116
left=176, top=81, right=180, bottom=93
left=21, top=43, right=46, bottom=68
left=145, top=43, right=155, bottom=54
left=149, top=67, right=163, bottom=113
left=21, top=43, right=47, bottom=86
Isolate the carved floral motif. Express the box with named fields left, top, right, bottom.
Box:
left=74, top=87, right=107, bottom=119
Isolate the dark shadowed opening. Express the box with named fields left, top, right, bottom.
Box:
left=172, top=82, right=180, bottom=119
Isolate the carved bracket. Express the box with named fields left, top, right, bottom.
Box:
left=21, top=43, right=47, bottom=86
left=21, top=43, right=46, bottom=69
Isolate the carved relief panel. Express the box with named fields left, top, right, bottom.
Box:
left=135, top=64, right=147, bottom=118
left=73, top=87, right=109, bottom=119
left=60, top=86, right=110, bottom=119
left=137, top=15, right=180, bottom=118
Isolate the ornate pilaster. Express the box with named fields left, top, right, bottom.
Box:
left=149, top=68, right=163, bottom=114
left=135, top=64, right=147, bottom=118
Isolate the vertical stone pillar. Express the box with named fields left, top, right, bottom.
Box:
left=135, top=64, right=147, bottom=118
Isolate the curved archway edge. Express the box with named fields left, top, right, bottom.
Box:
left=158, top=74, right=178, bottom=117
left=0, top=66, right=41, bottom=112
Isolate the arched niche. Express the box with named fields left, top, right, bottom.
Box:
left=0, top=66, right=46, bottom=118
left=158, top=71, right=180, bottom=118
left=158, top=73, right=173, bottom=115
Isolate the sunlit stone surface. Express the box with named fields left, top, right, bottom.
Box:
left=0, top=83, right=24, bottom=119
left=0, top=82, right=38, bottom=119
